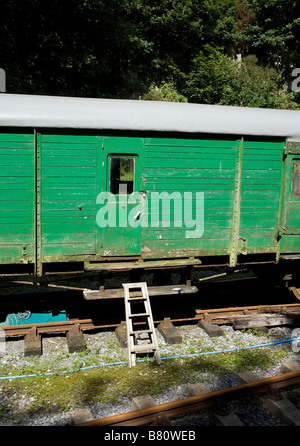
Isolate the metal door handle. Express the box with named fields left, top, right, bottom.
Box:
left=134, top=211, right=141, bottom=221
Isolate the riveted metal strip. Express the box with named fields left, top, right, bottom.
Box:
left=34, top=131, right=42, bottom=276
left=229, top=138, right=243, bottom=267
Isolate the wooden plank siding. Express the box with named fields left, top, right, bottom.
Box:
left=280, top=153, right=300, bottom=253
left=141, top=138, right=238, bottom=257
left=0, top=132, right=35, bottom=263
left=0, top=130, right=298, bottom=269
left=239, top=140, right=285, bottom=254
left=40, top=134, right=97, bottom=261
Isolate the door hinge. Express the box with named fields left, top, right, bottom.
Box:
left=277, top=226, right=286, bottom=239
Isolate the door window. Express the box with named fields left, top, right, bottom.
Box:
left=109, top=156, right=135, bottom=195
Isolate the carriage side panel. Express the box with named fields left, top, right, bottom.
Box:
left=141, top=137, right=238, bottom=258
left=40, top=133, right=98, bottom=262
left=0, top=132, right=35, bottom=264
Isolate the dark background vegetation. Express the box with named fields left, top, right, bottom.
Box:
left=1, top=0, right=300, bottom=108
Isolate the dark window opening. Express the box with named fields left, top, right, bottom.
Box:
left=292, top=161, right=300, bottom=197
left=109, top=156, right=135, bottom=195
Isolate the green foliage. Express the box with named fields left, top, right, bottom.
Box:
left=242, top=0, right=300, bottom=73
left=142, top=82, right=187, bottom=102
left=0, top=0, right=299, bottom=108
left=220, top=55, right=300, bottom=109
left=183, top=44, right=237, bottom=104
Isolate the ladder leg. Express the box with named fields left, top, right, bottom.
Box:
left=123, top=282, right=161, bottom=367
left=142, top=283, right=161, bottom=365
left=154, top=349, right=162, bottom=365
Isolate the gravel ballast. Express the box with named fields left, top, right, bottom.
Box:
left=0, top=323, right=299, bottom=426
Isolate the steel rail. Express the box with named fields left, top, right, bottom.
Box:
left=2, top=303, right=300, bottom=337
left=76, top=370, right=300, bottom=426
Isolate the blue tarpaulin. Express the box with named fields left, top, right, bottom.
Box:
left=0, top=310, right=68, bottom=326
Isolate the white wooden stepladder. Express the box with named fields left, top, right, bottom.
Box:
left=123, top=282, right=161, bottom=368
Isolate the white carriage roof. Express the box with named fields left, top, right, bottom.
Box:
left=0, top=93, right=300, bottom=140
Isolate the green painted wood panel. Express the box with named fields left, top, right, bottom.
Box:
left=144, top=168, right=235, bottom=179
left=142, top=137, right=238, bottom=256
left=141, top=238, right=229, bottom=258
left=286, top=206, right=300, bottom=228
left=238, top=140, right=285, bottom=254
left=42, top=200, right=96, bottom=211
left=98, top=136, right=143, bottom=256
left=0, top=132, right=35, bottom=263
left=0, top=129, right=298, bottom=269
left=40, top=133, right=98, bottom=260
left=280, top=154, right=300, bottom=252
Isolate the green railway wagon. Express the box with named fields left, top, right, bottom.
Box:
left=0, top=94, right=299, bottom=299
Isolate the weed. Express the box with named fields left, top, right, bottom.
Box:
left=0, top=328, right=294, bottom=425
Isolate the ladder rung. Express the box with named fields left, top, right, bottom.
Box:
left=131, top=344, right=156, bottom=352
left=128, top=296, right=146, bottom=301
left=129, top=312, right=150, bottom=318
left=129, top=329, right=153, bottom=335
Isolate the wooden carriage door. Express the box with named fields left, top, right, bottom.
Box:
left=97, top=137, right=142, bottom=256
left=280, top=151, right=300, bottom=254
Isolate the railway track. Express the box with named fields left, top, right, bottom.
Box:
left=1, top=300, right=299, bottom=427
left=2, top=303, right=300, bottom=338
left=1, top=302, right=300, bottom=357
left=75, top=369, right=300, bottom=426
